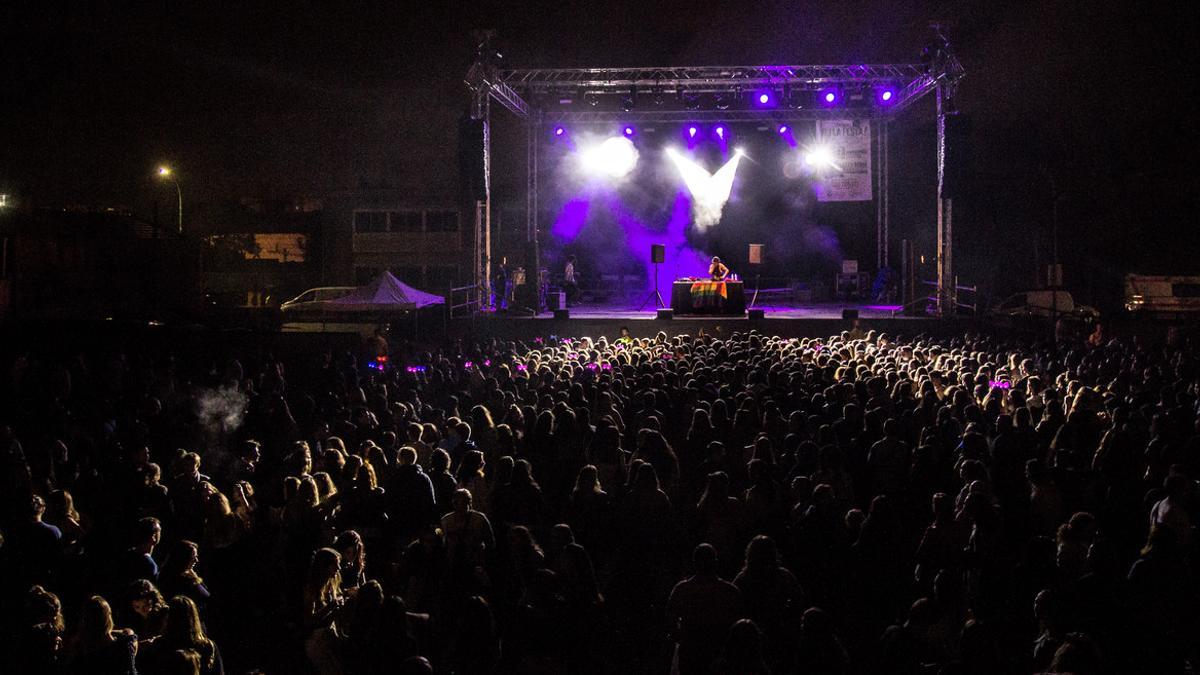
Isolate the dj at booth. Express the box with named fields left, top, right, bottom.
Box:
left=672, top=256, right=746, bottom=315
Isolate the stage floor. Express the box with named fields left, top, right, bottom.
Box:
left=490, top=300, right=914, bottom=321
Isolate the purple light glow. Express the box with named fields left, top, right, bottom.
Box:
left=882, top=90, right=893, bottom=101
left=687, top=126, right=698, bottom=138
left=551, top=198, right=591, bottom=241
left=876, top=87, right=897, bottom=106
left=715, top=125, right=726, bottom=139
left=777, top=125, right=789, bottom=134
left=824, top=92, right=836, bottom=103
left=623, top=126, right=635, bottom=137
left=754, top=90, right=776, bottom=107
left=553, top=125, right=566, bottom=137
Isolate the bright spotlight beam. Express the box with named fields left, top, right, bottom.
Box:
left=666, top=149, right=742, bottom=229
left=579, top=136, right=639, bottom=179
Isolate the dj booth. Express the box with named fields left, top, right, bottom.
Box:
left=671, top=279, right=746, bottom=315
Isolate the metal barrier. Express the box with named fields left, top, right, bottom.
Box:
left=449, top=284, right=484, bottom=318
left=895, top=278, right=978, bottom=316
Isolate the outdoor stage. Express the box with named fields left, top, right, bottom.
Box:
left=457, top=298, right=973, bottom=343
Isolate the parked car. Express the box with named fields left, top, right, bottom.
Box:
left=1125, top=274, right=1200, bottom=317
left=992, top=290, right=1099, bottom=319
left=279, top=286, right=356, bottom=313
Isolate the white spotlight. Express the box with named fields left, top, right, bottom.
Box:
left=580, top=136, right=639, bottom=178
left=803, top=145, right=839, bottom=170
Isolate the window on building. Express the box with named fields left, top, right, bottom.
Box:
left=425, top=209, right=460, bottom=232
left=391, top=266, right=423, bottom=287
left=355, top=267, right=381, bottom=284
left=353, top=211, right=388, bottom=233
left=389, top=210, right=422, bottom=232
left=425, top=265, right=459, bottom=290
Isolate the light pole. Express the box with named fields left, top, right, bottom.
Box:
left=157, top=166, right=182, bottom=234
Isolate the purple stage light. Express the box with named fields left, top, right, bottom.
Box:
left=715, top=125, right=726, bottom=139
left=876, top=87, right=897, bottom=106
left=777, top=124, right=789, bottom=134
left=623, top=125, right=636, bottom=137
left=820, top=88, right=840, bottom=107
left=553, top=125, right=566, bottom=137
left=687, top=126, right=698, bottom=138
left=754, top=89, right=776, bottom=107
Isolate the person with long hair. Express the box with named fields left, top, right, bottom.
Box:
left=66, top=595, right=138, bottom=675
left=143, top=595, right=223, bottom=675
left=302, top=547, right=347, bottom=675
left=119, top=578, right=169, bottom=643
left=159, top=539, right=210, bottom=606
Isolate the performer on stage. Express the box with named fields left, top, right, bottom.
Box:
left=709, top=256, right=730, bottom=281
left=563, top=255, right=579, bottom=306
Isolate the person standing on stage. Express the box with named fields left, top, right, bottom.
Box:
left=564, top=255, right=579, bottom=306
left=709, top=256, right=730, bottom=281
left=492, top=257, right=510, bottom=311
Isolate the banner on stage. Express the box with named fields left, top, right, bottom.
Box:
left=814, top=119, right=872, bottom=202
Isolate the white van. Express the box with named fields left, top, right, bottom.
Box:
left=1125, top=275, right=1200, bottom=316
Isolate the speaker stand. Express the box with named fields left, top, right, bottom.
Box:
left=749, top=272, right=761, bottom=308
left=638, top=262, right=666, bottom=311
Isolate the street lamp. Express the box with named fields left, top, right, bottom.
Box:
left=156, top=166, right=182, bottom=234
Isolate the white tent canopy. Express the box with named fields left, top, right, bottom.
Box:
left=326, top=271, right=444, bottom=312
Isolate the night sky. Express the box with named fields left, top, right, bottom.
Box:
left=3, top=1, right=1198, bottom=297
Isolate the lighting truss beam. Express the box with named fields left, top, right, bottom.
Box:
left=502, top=64, right=926, bottom=93
left=466, top=62, right=532, bottom=118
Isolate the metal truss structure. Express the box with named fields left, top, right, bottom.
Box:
left=467, top=41, right=964, bottom=315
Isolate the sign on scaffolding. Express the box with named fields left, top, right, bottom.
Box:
left=814, top=119, right=873, bottom=202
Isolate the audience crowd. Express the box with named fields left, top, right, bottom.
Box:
left=2, top=325, right=1198, bottom=674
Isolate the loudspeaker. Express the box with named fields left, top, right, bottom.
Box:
left=458, top=118, right=487, bottom=200
left=650, top=244, right=665, bottom=264
left=547, top=291, right=566, bottom=310
left=748, top=308, right=765, bottom=320
left=942, top=113, right=971, bottom=199
left=656, top=308, right=674, bottom=320
left=553, top=309, right=569, bottom=320
left=842, top=308, right=859, bottom=320
left=748, top=244, right=763, bottom=265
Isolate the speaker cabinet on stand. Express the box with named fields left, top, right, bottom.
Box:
left=639, top=244, right=667, bottom=311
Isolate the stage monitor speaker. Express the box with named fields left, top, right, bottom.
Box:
left=650, top=244, right=665, bottom=264
left=942, top=113, right=972, bottom=199
left=656, top=308, right=674, bottom=320
left=553, top=309, right=569, bottom=320
left=842, top=309, right=859, bottom=321
left=748, top=244, right=763, bottom=265
left=748, top=308, right=765, bottom=320
left=458, top=118, right=487, bottom=201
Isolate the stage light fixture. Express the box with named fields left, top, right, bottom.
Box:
left=553, top=125, right=566, bottom=137
left=754, top=89, right=777, bottom=107
left=623, top=125, right=636, bottom=137
left=687, top=126, right=698, bottom=138
left=580, top=136, right=639, bottom=179
left=876, top=86, right=897, bottom=106
left=715, top=125, right=726, bottom=140
left=621, top=95, right=635, bottom=112
left=803, top=145, right=840, bottom=171
left=777, top=124, right=789, bottom=134
left=819, top=88, right=841, bottom=107
left=734, top=147, right=746, bottom=156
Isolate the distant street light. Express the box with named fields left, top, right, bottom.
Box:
left=156, top=166, right=182, bottom=234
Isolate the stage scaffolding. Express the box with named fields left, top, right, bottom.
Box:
left=466, top=41, right=963, bottom=315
